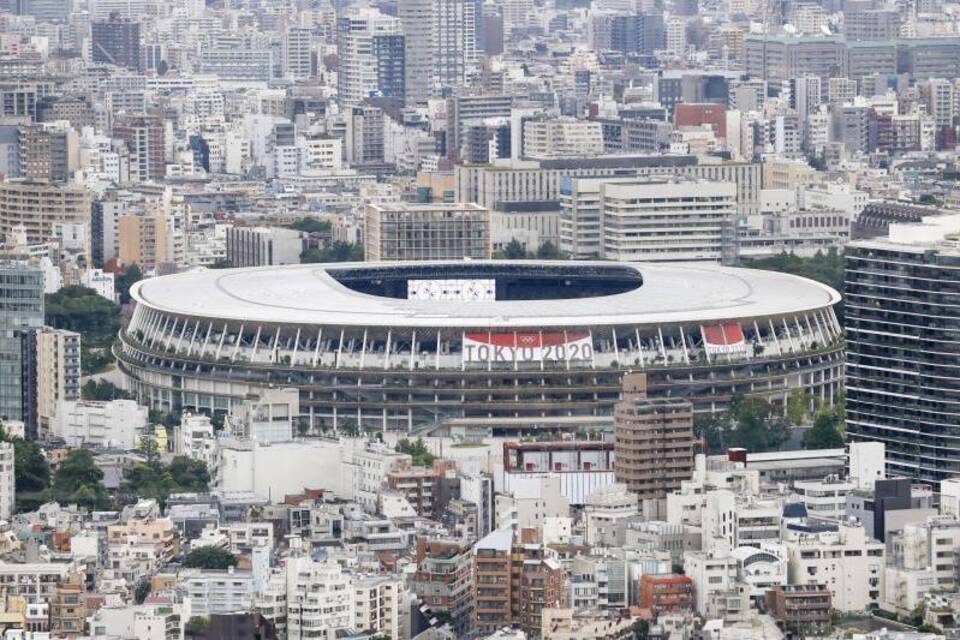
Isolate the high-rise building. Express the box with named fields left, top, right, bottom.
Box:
left=33, top=327, right=81, bottom=436
left=846, top=214, right=960, bottom=486
left=10, top=0, right=74, bottom=22
left=112, top=114, right=165, bottom=183
left=337, top=9, right=405, bottom=107
left=91, top=17, right=141, bottom=71
left=364, top=203, right=492, bottom=261
left=346, top=105, right=386, bottom=166
left=398, top=0, right=480, bottom=104
left=282, top=27, right=313, bottom=80
left=614, top=373, right=695, bottom=510
left=0, top=261, right=44, bottom=426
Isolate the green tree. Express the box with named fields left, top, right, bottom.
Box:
left=287, top=217, right=332, bottom=233
left=82, top=380, right=131, bottom=401
left=115, top=264, right=143, bottom=305
left=300, top=242, right=364, bottom=263
left=208, top=258, right=234, bottom=269
left=47, top=450, right=112, bottom=510
left=45, top=285, right=121, bottom=346
left=338, top=418, right=360, bottom=437
left=121, top=456, right=209, bottom=507
left=0, top=424, right=50, bottom=511
left=786, top=389, right=818, bottom=426
left=803, top=409, right=844, bottom=449
left=497, top=238, right=530, bottom=259
left=696, top=395, right=789, bottom=454
left=396, top=437, right=435, bottom=467
left=746, top=250, right=845, bottom=321
left=535, top=241, right=563, bottom=259
left=183, top=547, right=237, bottom=570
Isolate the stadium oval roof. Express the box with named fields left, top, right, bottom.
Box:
left=131, top=260, right=841, bottom=329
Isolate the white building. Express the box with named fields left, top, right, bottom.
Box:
left=175, top=413, right=219, bottom=478
left=224, top=388, right=298, bottom=444
left=583, top=484, right=638, bottom=548
left=522, top=118, right=604, bottom=158
left=80, top=268, right=116, bottom=303
left=53, top=399, right=148, bottom=449
left=0, top=443, right=13, bottom=521
left=792, top=476, right=855, bottom=521
left=285, top=555, right=354, bottom=640
left=785, top=523, right=884, bottom=612
left=352, top=576, right=402, bottom=639
left=560, top=177, right=738, bottom=262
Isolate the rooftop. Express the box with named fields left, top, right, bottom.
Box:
left=132, top=260, right=840, bottom=328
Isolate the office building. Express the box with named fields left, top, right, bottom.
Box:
left=346, top=105, right=386, bottom=166
left=614, top=373, right=695, bottom=510
left=0, top=262, right=44, bottom=427
left=560, top=176, right=737, bottom=262
left=399, top=0, right=481, bottom=103
left=522, top=118, right=604, bottom=158
left=846, top=214, right=960, bottom=486
left=590, top=12, right=665, bottom=55
left=364, top=203, right=491, bottom=261
left=225, top=227, right=303, bottom=268
left=281, top=27, right=313, bottom=80
left=91, top=17, right=141, bottom=71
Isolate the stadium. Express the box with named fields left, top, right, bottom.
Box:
left=116, top=261, right=843, bottom=436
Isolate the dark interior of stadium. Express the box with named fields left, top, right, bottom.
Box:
left=326, top=263, right=644, bottom=300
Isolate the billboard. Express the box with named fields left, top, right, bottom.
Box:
left=462, top=332, right=592, bottom=364
left=702, top=322, right=747, bottom=355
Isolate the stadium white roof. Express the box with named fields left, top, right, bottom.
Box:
left=131, top=261, right=840, bottom=329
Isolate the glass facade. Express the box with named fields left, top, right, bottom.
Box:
left=846, top=243, right=960, bottom=485
left=0, top=262, right=44, bottom=423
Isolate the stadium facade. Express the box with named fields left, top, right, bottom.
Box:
left=116, top=261, right=843, bottom=435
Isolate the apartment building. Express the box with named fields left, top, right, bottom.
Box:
left=224, top=226, right=303, bottom=268
left=614, top=374, right=695, bottom=510
left=522, top=118, right=604, bottom=158
left=53, top=399, right=148, bottom=449
left=33, top=327, right=80, bottom=436
left=0, top=181, right=91, bottom=257
left=412, top=538, right=474, bottom=636
left=117, top=211, right=167, bottom=270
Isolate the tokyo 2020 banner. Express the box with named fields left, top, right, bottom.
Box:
left=462, top=332, right=592, bottom=363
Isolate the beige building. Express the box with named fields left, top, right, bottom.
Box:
left=0, top=180, right=91, bottom=257
left=522, top=118, right=604, bottom=158
left=762, top=159, right=821, bottom=190
left=0, top=442, right=12, bottom=521
left=613, top=373, right=696, bottom=510
left=364, top=203, right=491, bottom=261
left=34, top=328, right=81, bottom=436
left=118, top=211, right=167, bottom=269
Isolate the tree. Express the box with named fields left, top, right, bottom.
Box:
left=338, top=418, right=360, bottom=437
left=396, top=437, right=435, bottom=467
left=746, top=250, right=845, bottom=322
left=115, top=264, right=143, bottom=305
left=300, top=242, right=364, bottom=263
left=0, top=423, right=49, bottom=511
left=803, top=410, right=844, bottom=449
left=45, top=286, right=121, bottom=367
left=287, top=217, right=332, bottom=234
left=208, top=258, right=234, bottom=269
left=786, top=389, right=818, bottom=426
left=535, top=241, right=564, bottom=259
left=47, top=449, right=112, bottom=511
left=183, top=547, right=237, bottom=570
left=121, top=456, right=209, bottom=507
left=82, top=380, right=131, bottom=401
left=498, top=238, right=530, bottom=259
left=695, top=395, right=789, bottom=454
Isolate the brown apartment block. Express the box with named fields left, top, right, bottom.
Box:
left=613, top=373, right=695, bottom=506
left=473, top=528, right=567, bottom=638
left=765, top=584, right=832, bottom=635
left=412, top=538, right=474, bottom=636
